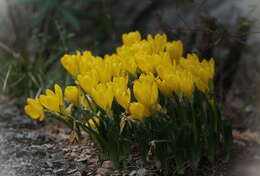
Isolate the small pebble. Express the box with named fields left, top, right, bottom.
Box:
left=129, top=170, right=137, bottom=176
left=75, top=156, right=90, bottom=162
left=46, top=161, right=53, bottom=168
left=96, top=168, right=113, bottom=175
left=53, top=168, right=65, bottom=174
left=67, top=168, right=78, bottom=174
left=102, top=161, right=113, bottom=169
left=233, top=139, right=246, bottom=147
left=136, top=168, right=147, bottom=176
left=71, top=171, right=82, bottom=176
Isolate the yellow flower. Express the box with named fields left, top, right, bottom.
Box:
left=193, top=77, right=209, bottom=93
left=113, top=76, right=131, bottom=109
left=135, top=54, right=160, bottom=73
left=115, top=88, right=131, bottom=110
left=105, top=54, right=124, bottom=77
left=179, top=54, right=214, bottom=93
left=77, top=70, right=98, bottom=95
left=122, top=31, right=141, bottom=46
left=201, top=58, right=215, bottom=80
left=120, top=54, right=137, bottom=75
left=133, top=74, right=158, bottom=107
left=113, top=76, right=128, bottom=90
left=156, top=63, right=175, bottom=80
left=55, top=84, right=64, bottom=106
left=78, top=51, right=95, bottom=75
left=61, top=54, right=79, bottom=77
left=164, top=74, right=181, bottom=93
left=39, top=84, right=64, bottom=113
left=39, top=93, right=59, bottom=112
left=92, top=60, right=113, bottom=83
left=166, top=40, right=183, bottom=63
left=85, top=116, right=100, bottom=130
left=177, top=70, right=194, bottom=97
left=65, top=86, right=79, bottom=105
left=127, top=102, right=150, bottom=120
left=158, top=70, right=194, bottom=96
left=156, top=78, right=172, bottom=95
left=147, top=33, right=167, bottom=54
left=24, top=98, right=44, bottom=120
left=91, top=83, right=114, bottom=112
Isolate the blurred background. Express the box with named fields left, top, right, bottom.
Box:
left=0, top=0, right=259, bottom=124
left=0, top=0, right=259, bottom=175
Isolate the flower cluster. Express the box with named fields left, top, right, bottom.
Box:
left=24, top=31, right=231, bottom=173
left=25, top=31, right=214, bottom=121
left=59, top=31, right=214, bottom=119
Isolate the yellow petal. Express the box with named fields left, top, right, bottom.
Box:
left=166, top=40, right=183, bottom=63
left=24, top=105, right=40, bottom=119
left=77, top=71, right=98, bottom=95
left=61, top=54, right=79, bottom=77
left=45, top=89, right=55, bottom=96
left=128, top=102, right=150, bottom=120
left=86, top=116, right=100, bottom=129
left=65, top=86, right=79, bottom=105
left=54, top=84, right=64, bottom=105
left=115, top=88, right=131, bottom=110
left=133, top=74, right=158, bottom=107
left=24, top=98, right=44, bottom=120
left=39, top=95, right=60, bottom=112
left=39, top=111, right=45, bottom=121
left=122, top=31, right=141, bottom=46
left=92, top=83, right=114, bottom=112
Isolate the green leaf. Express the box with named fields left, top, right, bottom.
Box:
left=64, top=8, right=94, bottom=20
left=32, top=12, right=47, bottom=26
left=222, top=120, right=232, bottom=155
left=14, top=0, right=43, bottom=4
left=81, top=0, right=112, bottom=4
left=32, top=0, right=58, bottom=26
left=59, top=7, right=81, bottom=29
left=175, top=154, right=186, bottom=175
left=176, top=0, right=195, bottom=3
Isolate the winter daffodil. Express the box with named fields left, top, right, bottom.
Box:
left=39, top=84, right=64, bottom=113
left=24, top=98, right=44, bottom=120
left=65, top=86, right=79, bottom=105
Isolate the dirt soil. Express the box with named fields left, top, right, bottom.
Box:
left=0, top=101, right=99, bottom=176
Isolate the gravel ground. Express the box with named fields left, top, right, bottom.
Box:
left=0, top=103, right=98, bottom=176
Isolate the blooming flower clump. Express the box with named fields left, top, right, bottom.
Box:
left=54, top=31, right=214, bottom=120
left=24, top=31, right=230, bottom=173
